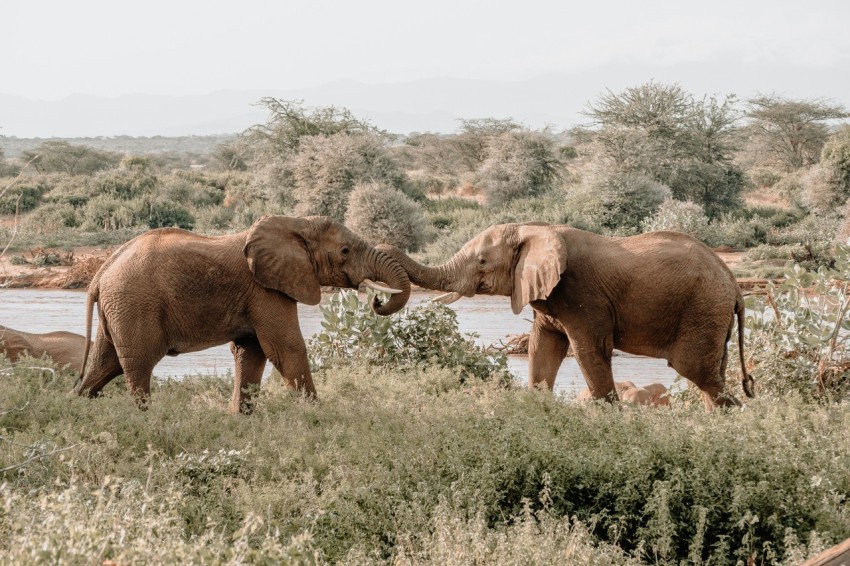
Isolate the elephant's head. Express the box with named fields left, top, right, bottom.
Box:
left=377, top=222, right=566, bottom=314
left=244, top=215, right=411, bottom=315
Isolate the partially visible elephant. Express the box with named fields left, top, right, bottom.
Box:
left=576, top=380, right=636, bottom=402
left=75, top=215, right=411, bottom=413
left=1, top=325, right=91, bottom=374
left=378, top=223, right=754, bottom=410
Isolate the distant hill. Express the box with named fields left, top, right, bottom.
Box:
left=2, top=59, right=849, bottom=138
left=0, top=134, right=237, bottom=158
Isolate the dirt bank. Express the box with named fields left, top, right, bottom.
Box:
left=0, top=246, right=111, bottom=289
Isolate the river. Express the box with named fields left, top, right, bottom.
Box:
left=1, top=289, right=679, bottom=396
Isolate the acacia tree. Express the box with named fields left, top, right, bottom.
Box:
left=579, top=81, right=744, bottom=217
left=744, top=95, right=849, bottom=171
left=20, top=141, right=121, bottom=175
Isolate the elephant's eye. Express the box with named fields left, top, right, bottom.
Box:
left=477, top=256, right=486, bottom=266
left=341, top=246, right=350, bottom=256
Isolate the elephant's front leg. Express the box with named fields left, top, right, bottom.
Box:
left=528, top=315, right=570, bottom=391
left=230, top=336, right=267, bottom=414
left=255, top=323, right=317, bottom=400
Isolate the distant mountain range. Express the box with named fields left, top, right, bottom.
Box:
left=2, top=59, right=849, bottom=138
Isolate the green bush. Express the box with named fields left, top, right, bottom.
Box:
left=22, top=202, right=79, bottom=233
left=476, top=131, right=562, bottom=205
left=79, top=194, right=146, bottom=231
left=91, top=169, right=157, bottom=200
left=147, top=199, right=195, bottom=230
left=344, top=181, right=430, bottom=251
left=291, top=132, right=408, bottom=222
left=572, top=170, right=671, bottom=233
left=0, top=180, right=47, bottom=214
left=745, top=246, right=850, bottom=400
left=641, top=198, right=710, bottom=237
left=1, top=359, right=849, bottom=563
left=748, top=167, right=783, bottom=188
left=308, top=289, right=509, bottom=383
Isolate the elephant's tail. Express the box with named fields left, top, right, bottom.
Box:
left=76, top=283, right=99, bottom=387
left=736, top=296, right=755, bottom=398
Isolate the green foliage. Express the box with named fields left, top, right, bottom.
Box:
left=580, top=82, right=745, bottom=216
left=476, top=131, right=562, bottom=205
left=291, top=132, right=408, bottom=222
left=642, top=198, right=710, bottom=236
left=147, top=199, right=195, bottom=230
left=309, top=289, right=509, bottom=383
left=91, top=169, right=157, bottom=200
left=744, top=95, right=849, bottom=171
left=822, top=129, right=850, bottom=191
left=0, top=181, right=44, bottom=214
left=573, top=170, right=671, bottom=233
left=345, top=181, right=430, bottom=251
left=745, top=246, right=850, bottom=400
left=20, top=141, right=122, bottom=175
left=1, top=359, right=849, bottom=563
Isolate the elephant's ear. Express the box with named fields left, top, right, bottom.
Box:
left=511, top=226, right=567, bottom=315
left=243, top=215, right=322, bottom=305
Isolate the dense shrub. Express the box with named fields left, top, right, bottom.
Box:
left=745, top=246, right=850, bottom=400
left=800, top=164, right=842, bottom=213
left=2, top=357, right=849, bottom=563
left=476, top=131, right=562, bottom=205
left=91, top=169, right=157, bottom=200
left=291, top=133, right=408, bottom=222
left=309, top=289, right=509, bottom=383
left=21, top=202, right=79, bottom=233
left=748, top=167, right=783, bottom=188
left=821, top=129, right=850, bottom=194
left=345, top=181, right=430, bottom=251
left=0, top=183, right=43, bottom=214
left=572, top=170, right=671, bottom=233
left=147, top=199, right=195, bottom=230
left=78, top=194, right=146, bottom=231
left=642, top=198, right=710, bottom=237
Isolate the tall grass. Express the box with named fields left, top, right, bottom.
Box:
left=1, top=358, right=848, bottom=564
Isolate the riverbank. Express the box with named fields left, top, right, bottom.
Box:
left=1, top=243, right=753, bottom=290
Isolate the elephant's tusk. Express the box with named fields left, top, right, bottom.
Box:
left=432, top=291, right=463, bottom=305
left=362, top=278, right=402, bottom=294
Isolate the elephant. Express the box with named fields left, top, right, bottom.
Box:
left=74, top=215, right=411, bottom=413
left=578, top=381, right=670, bottom=407
left=1, top=325, right=92, bottom=374
left=377, top=223, right=755, bottom=410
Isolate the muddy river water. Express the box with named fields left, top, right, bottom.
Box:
left=1, top=289, right=679, bottom=396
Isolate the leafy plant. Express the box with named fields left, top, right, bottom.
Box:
left=745, top=245, right=850, bottom=400
left=309, top=289, right=509, bottom=382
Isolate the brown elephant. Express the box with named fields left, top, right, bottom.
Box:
left=1, top=325, right=91, bottom=374
left=578, top=381, right=670, bottom=407
left=75, top=215, right=411, bottom=413
left=378, top=223, right=754, bottom=410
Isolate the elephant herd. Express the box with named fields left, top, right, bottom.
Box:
left=2, top=215, right=754, bottom=413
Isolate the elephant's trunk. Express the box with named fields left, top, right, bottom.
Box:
left=375, top=244, right=464, bottom=294
left=363, top=246, right=411, bottom=316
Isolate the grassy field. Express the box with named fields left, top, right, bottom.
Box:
left=1, top=359, right=848, bottom=564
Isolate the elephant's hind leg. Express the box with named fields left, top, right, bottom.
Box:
left=570, top=330, right=617, bottom=401
left=230, top=336, right=267, bottom=414
left=668, top=324, right=741, bottom=410
left=75, top=328, right=123, bottom=397
left=528, top=318, right=570, bottom=391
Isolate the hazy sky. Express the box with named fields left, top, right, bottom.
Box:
left=4, top=0, right=849, bottom=100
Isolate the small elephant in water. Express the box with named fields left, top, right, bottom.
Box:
left=74, top=215, right=412, bottom=413
left=378, top=223, right=754, bottom=410
left=1, top=325, right=92, bottom=374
